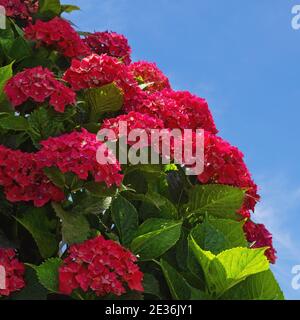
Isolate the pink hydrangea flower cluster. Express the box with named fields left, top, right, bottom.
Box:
left=0, top=0, right=38, bottom=21
left=37, top=129, right=123, bottom=188
left=101, top=111, right=165, bottom=139
left=59, top=236, right=144, bottom=297
left=4, top=66, right=76, bottom=113
left=199, top=132, right=260, bottom=215
left=244, top=220, right=277, bottom=264
left=0, top=145, right=65, bottom=207
left=0, top=248, right=25, bottom=297
left=84, top=31, right=132, bottom=65
left=24, top=17, right=91, bottom=58
left=128, top=61, right=171, bottom=92
left=0, top=130, right=123, bottom=207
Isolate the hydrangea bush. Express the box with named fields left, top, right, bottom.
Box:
left=0, top=0, right=283, bottom=300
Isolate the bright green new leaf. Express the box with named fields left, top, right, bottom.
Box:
left=0, top=62, right=13, bottom=102
left=189, top=236, right=270, bottom=297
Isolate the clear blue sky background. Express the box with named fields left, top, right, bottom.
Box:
left=67, top=0, right=300, bottom=299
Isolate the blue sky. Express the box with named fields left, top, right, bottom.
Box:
left=68, top=0, right=300, bottom=299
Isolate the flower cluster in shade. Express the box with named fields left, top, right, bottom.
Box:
left=84, top=31, right=132, bottom=65
left=4, top=66, right=76, bottom=113
left=24, top=17, right=91, bottom=58
left=0, top=0, right=38, bottom=21
left=0, top=130, right=123, bottom=207
left=59, top=236, right=144, bottom=297
left=244, top=221, right=277, bottom=264
left=0, top=248, right=25, bottom=297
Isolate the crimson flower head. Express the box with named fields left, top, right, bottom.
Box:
left=59, top=236, right=144, bottom=297
left=244, top=220, right=277, bottom=264
left=199, top=132, right=260, bottom=214
left=84, top=31, right=132, bottom=65
left=0, top=145, right=65, bottom=207
left=0, top=0, right=38, bottom=21
left=101, top=111, right=165, bottom=147
left=4, top=66, right=76, bottom=113
left=37, top=129, right=124, bottom=188
left=129, top=61, right=171, bottom=92
left=0, top=248, right=25, bottom=297
left=24, top=17, right=91, bottom=58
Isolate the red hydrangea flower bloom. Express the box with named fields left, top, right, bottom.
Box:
left=125, top=91, right=190, bottom=130
left=4, top=66, right=76, bottom=113
left=199, top=132, right=260, bottom=214
left=0, top=0, right=38, bottom=21
left=101, top=111, right=165, bottom=144
left=244, top=220, right=277, bottom=264
left=0, top=248, right=25, bottom=297
left=37, top=129, right=123, bottom=187
left=63, top=53, right=141, bottom=109
left=24, top=17, right=91, bottom=58
left=84, top=31, right=132, bottom=65
left=59, top=236, right=144, bottom=297
left=129, top=61, right=171, bottom=92
left=162, top=89, right=218, bottom=134
left=0, top=145, right=65, bottom=207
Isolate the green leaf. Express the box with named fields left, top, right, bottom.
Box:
left=38, top=0, right=61, bottom=18
left=131, top=219, right=182, bottom=260
left=160, top=259, right=207, bottom=300
left=8, top=37, right=32, bottom=62
left=0, top=115, right=28, bottom=131
left=191, top=218, right=247, bottom=254
left=85, top=83, right=124, bottom=121
left=187, top=184, right=245, bottom=221
left=142, top=273, right=161, bottom=298
left=16, top=208, right=58, bottom=259
left=27, top=107, right=65, bottom=146
left=61, top=4, right=80, bottom=13
left=34, top=258, right=62, bottom=293
left=0, top=27, right=15, bottom=58
left=189, top=237, right=270, bottom=297
left=111, top=195, right=138, bottom=247
left=43, top=167, right=65, bottom=189
left=73, top=193, right=112, bottom=215
left=84, top=181, right=117, bottom=198
left=0, top=62, right=13, bottom=102
left=12, top=267, right=48, bottom=300
left=221, top=270, right=284, bottom=300
left=52, top=202, right=90, bottom=245
left=143, top=191, right=178, bottom=219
